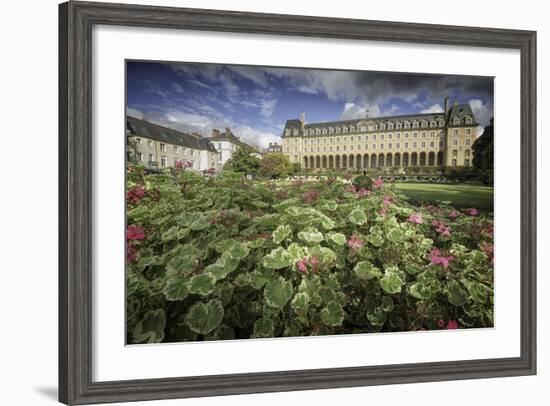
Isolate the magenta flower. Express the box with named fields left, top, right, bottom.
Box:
left=302, top=188, right=319, bottom=204
left=357, top=188, right=371, bottom=197
left=126, top=225, right=145, bottom=241
left=373, top=177, right=384, bottom=189
left=430, top=248, right=455, bottom=269
left=296, top=257, right=309, bottom=273
left=347, top=234, right=364, bottom=249
left=309, top=256, right=320, bottom=272
left=383, top=195, right=393, bottom=206
left=345, top=184, right=357, bottom=193
left=467, top=207, right=479, bottom=217
left=437, top=319, right=446, bottom=329
left=408, top=212, right=424, bottom=224
left=446, top=320, right=459, bottom=329
left=175, top=160, right=193, bottom=170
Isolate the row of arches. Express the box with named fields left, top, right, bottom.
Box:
left=303, top=152, right=444, bottom=169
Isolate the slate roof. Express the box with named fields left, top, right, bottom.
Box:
left=210, top=128, right=260, bottom=152
left=282, top=104, right=477, bottom=136
left=126, top=116, right=218, bottom=153
left=447, top=103, right=478, bottom=126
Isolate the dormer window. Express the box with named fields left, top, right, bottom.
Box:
left=343, top=127, right=348, bottom=133
left=396, top=123, right=402, bottom=129
left=350, top=126, right=355, bottom=132
left=285, top=129, right=290, bottom=136
left=322, top=128, right=327, bottom=134
left=453, top=118, right=460, bottom=125
left=388, top=123, right=394, bottom=130
left=293, top=129, right=299, bottom=136
left=336, top=127, right=341, bottom=133
left=404, top=122, right=410, bottom=129
left=465, top=117, right=473, bottom=124
left=413, top=121, right=419, bottom=128
left=439, top=120, right=445, bottom=127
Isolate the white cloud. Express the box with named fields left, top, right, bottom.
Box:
left=340, top=102, right=381, bottom=120
left=421, top=103, right=444, bottom=114
left=468, top=98, right=492, bottom=136
left=259, top=99, right=277, bottom=118
left=233, top=125, right=281, bottom=150
left=126, top=107, right=144, bottom=119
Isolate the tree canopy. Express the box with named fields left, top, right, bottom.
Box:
left=259, top=153, right=293, bottom=179
left=223, top=146, right=261, bottom=174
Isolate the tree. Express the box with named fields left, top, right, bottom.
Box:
left=223, top=146, right=260, bottom=175
left=472, top=118, right=494, bottom=184
left=291, top=162, right=302, bottom=174
left=259, top=153, right=293, bottom=179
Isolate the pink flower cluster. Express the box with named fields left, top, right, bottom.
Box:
left=408, top=212, right=424, bottom=224
left=430, top=248, right=455, bottom=269
left=448, top=209, right=461, bottom=219
left=345, top=184, right=356, bottom=193
left=174, top=160, right=193, bottom=170
left=437, top=319, right=459, bottom=329
left=357, top=188, right=371, bottom=198
left=379, top=195, right=393, bottom=217
left=302, top=188, right=320, bottom=204
left=432, top=220, right=451, bottom=237
left=127, top=225, right=145, bottom=241
left=373, top=177, right=384, bottom=189
left=346, top=234, right=364, bottom=249
left=466, top=207, right=479, bottom=217
left=295, top=256, right=320, bottom=273
left=202, top=167, right=217, bottom=175
left=126, top=185, right=146, bottom=204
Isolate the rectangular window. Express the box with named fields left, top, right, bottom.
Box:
left=148, top=140, right=153, bottom=147
left=160, top=143, right=166, bottom=152
left=160, top=156, right=167, bottom=167
left=465, top=159, right=470, bottom=166
left=430, top=142, right=434, bottom=147
left=452, top=159, right=457, bottom=167
left=174, top=146, right=179, bottom=154
left=413, top=142, right=417, bottom=147
left=467, top=129, right=471, bottom=135
left=136, top=138, right=142, bottom=144
left=421, top=142, right=426, bottom=147
left=452, top=150, right=458, bottom=156
left=404, top=142, right=408, bottom=148
left=136, top=152, right=143, bottom=162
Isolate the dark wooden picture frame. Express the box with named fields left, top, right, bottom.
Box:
left=59, top=1, right=537, bottom=404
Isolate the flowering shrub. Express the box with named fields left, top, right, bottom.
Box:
left=126, top=167, right=494, bottom=343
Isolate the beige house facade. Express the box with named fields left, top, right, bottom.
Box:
left=281, top=98, right=478, bottom=171
left=126, top=116, right=219, bottom=171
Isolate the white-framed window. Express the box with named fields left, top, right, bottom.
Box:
left=439, top=120, right=445, bottom=127
left=396, top=133, right=401, bottom=139
left=148, top=153, right=153, bottom=163
left=404, top=122, right=410, bottom=129
left=465, top=117, right=473, bottom=124
left=329, top=146, right=333, bottom=151
left=336, top=146, right=340, bottom=151
left=343, top=127, right=348, bottom=133
left=380, top=144, right=384, bottom=149
left=350, top=136, right=354, bottom=141
left=358, top=135, right=361, bottom=141
left=453, top=139, right=458, bottom=145
left=422, top=132, right=427, bottom=138
left=396, top=142, right=400, bottom=148
left=350, top=127, right=355, bottom=132
left=453, top=129, right=459, bottom=135
left=380, top=134, right=384, bottom=140
left=453, top=118, right=460, bottom=125
left=372, top=134, right=377, bottom=140
left=388, top=133, right=393, bottom=139
left=404, top=142, right=409, bottom=148
left=293, top=129, right=299, bottom=136
left=430, top=132, right=435, bottom=137
left=160, top=156, right=167, bottom=167
left=465, top=149, right=470, bottom=157
left=357, top=145, right=361, bottom=150
left=452, top=150, right=458, bottom=156
left=421, top=141, right=426, bottom=147
left=159, top=143, right=166, bottom=152
left=336, top=127, right=341, bottom=133
left=136, top=152, right=143, bottom=162
left=350, top=145, right=354, bottom=151
left=405, top=132, right=409, bottom=138
left=466, top=139, right=471, bottom=146
left=336, top=137, right=340, bottom=142
left=190, top=150, right=194, bottom=156
left=343, top=145, right=347, bottom=151
left=147, top=140, right=153, bottom=147
left=135, top=138, right=142, bottom=144
left=174, top=146, right=179, bottom=154
left=372, top=144, right=376, bottom=149
left=388, top=143, right=392, bottom=149
left=413, top=142, right=417, bottom=147
left=466, top=129, right=471, bottom=135
left=413, top=132, right=418, bottom=138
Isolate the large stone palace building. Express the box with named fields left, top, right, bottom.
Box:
left=281, top=97, right=478, bottom=171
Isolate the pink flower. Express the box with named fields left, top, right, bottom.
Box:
left=345, top=184, right=357, bottom=193
left=437, top=319, right=446, bottom=329
left=296, top=257, right=309, bottom=273
left=309, top=256, right=320, bottom=272
left=126, top=185, right=146, bottom=204
left=347, top=234, right=364, bottom=249
left=357, top=188, right=371, bottom=197
left=175, top=160, right=193, bottom=170
left=430, top=248, right=455, bottom=269
left=446, top=320, right=459, bottom=329
left=448, top=209, right=460, bottom=219
left=432, top=220, right=451, bottom=237
left=126, top=245, right=138, bottom=263
left=467, top=207, right=479, bottom=217
left=302, top=188, right=319, bottom=204
left=126, top=225, right=145, bottom=241
left=408, top=212, right=424, bottom=224
left=383, top=195, right=393, bottom=206
left=373, top=177, right=384, bottom=189
left=379, top=207, right=388, bottom=217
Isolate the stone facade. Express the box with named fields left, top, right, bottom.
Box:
left=211, top=128, right=262, bottom=170
left=281, top=98, right=478, bottom=171
left=126, top=116, right=219, bottom=171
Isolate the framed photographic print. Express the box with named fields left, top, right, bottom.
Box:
left=59, top=1, right=537, bottom=404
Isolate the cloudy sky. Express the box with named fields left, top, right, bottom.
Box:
left=126, top=61, right=494, bottom=149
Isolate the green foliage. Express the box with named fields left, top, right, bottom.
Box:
left=126, top=165, right=494, bottom=343
left=352, top=175, right=373, bottom=190
left=223, top=146, right=261, bottom=175
left=259, top=153, right=293, bottom=179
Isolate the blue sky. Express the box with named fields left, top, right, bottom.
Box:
left=126, top=61, right=493, bottom=149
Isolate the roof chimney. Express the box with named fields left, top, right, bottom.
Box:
left=212, top=128, right=220, bottom=137
left=444, top=96, right=450, bottom=114
left=300, top=112, right=306, bottom=128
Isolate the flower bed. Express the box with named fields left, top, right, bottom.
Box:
left=126, top=167, right=494, bottom=343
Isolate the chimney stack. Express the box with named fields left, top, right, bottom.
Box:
left=212, top=129, right=220, bottom=137
left=300, top=112, right=306, bottom=128
left=444, top=96, right=450, bottom=114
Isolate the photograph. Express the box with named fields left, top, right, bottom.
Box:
left=125, top=60, right=495, bottom=344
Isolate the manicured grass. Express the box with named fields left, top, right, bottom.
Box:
left=393, top=182, right=494, bottom=211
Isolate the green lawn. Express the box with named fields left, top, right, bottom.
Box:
left=393, top=183, right=494, bottom=211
